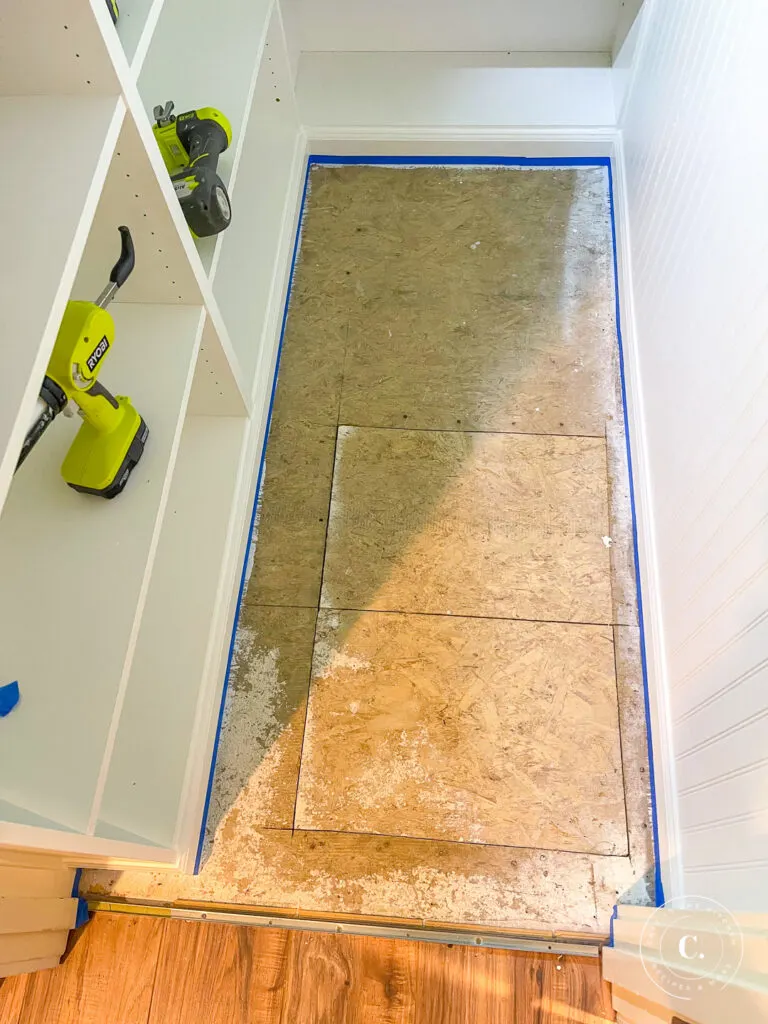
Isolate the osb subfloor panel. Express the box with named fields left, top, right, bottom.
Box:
left=296, top=611, right=626, bottom=853
left=320, top=427, right=613, bottom=622
left=82, top=166, right=654, bottom=934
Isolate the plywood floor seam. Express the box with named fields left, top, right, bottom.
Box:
left=248, top=604, right=637, bottom=629
left=336, top=424, right=608, bottom=441
left=83, top=164, right=654, bottom=933
left=263, top=824, right=634, bottom=861
left=290, top=608, right=324, bottom=835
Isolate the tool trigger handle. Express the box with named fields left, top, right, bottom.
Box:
left=111, top=226, right=135, bottom=289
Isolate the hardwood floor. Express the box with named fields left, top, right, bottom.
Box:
left=0, top=912, right=614, bottom=1022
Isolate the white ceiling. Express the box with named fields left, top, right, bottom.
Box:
left=289, top=0, right=628, bottom=54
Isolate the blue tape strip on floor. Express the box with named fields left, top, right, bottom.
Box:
left=309, top=155, right=611, bottom=168
left=194, top=159, right=314, bottom=874
left=608, top=904, right=619, bottom=947
left=195, top=155, right=664, bottom=910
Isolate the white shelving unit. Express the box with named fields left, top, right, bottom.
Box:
left=0, top=0, right=303, bottom=866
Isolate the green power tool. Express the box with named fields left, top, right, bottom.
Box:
left=16, top=227, right=148, bottom=499
left=152, top=101, right=233, bottom=238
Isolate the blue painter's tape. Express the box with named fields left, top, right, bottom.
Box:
left=75, top=897, right=89, bottom=929
left=75, top=897, right=90, bottom=929
left=606, top=160, right=664, bottom=908
left=71, top=868, right=90, bottom=929
left=309, top=154, right=611, bottom=168
left=608, top=904, right=618, bottom=947
left=0, top=680, right=19, bottom=717
left=194, top=158, right=315, bottom=874
left=195, top=154, right=664, bottom=911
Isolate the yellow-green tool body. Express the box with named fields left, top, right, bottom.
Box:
left=153, top=101, right=233, bottom=238
left=17, top=227, right=148, bottom=499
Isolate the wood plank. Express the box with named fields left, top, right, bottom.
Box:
left=19, top=912, right=165, bottom=1024
left=280, top=931, right=419, bottom=1024
left=0, top=970, right=28, bottom=1024
left=514, top=953, right=614, bottom=1022
left=2, top=913, right=616, bottom=1023
left=150, top=917, right=613, bottom=1024
left=148, top=919, right=291, bottom=1024
left=406, top=940, right=517, bottom=1024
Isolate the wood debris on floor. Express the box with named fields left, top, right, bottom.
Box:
left=82, top=165, right=654, bottom=933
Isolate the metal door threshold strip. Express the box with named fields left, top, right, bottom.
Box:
left=88, top=900, right=604, bottom=957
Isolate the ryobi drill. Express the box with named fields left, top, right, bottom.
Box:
left=16, top=227, right=149, bottom=499
left=153, top=101, right=233, bottom=238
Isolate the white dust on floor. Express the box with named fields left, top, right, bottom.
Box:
left=83, top=823, right=635, bottom=931
left=297, top=654, right=487, bottom=843
left=312, top=633, right=371, bottom=680
left=243, top=469, right=266, bottom=587
left=205, top=624, right=291, bottom=838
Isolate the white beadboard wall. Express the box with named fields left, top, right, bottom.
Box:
left=620, top=0, right=768, bottom=910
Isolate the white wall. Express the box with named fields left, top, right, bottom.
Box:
left=612, top=2, right=645, bottom=120
left=297, top=53, right=616, bottom=132
left=620, top=0, right=768, bottom=910
left=288, top=0, right=623, bottom=53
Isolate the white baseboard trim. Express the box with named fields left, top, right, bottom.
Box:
left=609, top=134, right=683, bottom=902
left=604, top=905, right=768, bottom=1023
left=305, top=125, right=617, bottom=158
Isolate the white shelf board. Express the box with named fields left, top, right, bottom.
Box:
left=0, top=303, right=202, bottom=834
left=73, top=110, right=202, bottom=306
left=111, top=0, right=162, bottom=69
left=211, top=4, right=303, bottom=390
left=94, top=819, right=165, bottom=846
left=188, top=317, right=249, bottom=416
left=110, top=98, right=249, bottom=409
left=0, top=96, right=124, bottom=520
left=96, top=413, right=248, bottom=848
left=78, top=0, right=252, bottom=412
left=135, top=0, right=275, bottom=272
left=0, top=819, right=177, bottom=863
left=0, top=800, right=75, bottom=834
left=0, top=0, right=121, bottom=95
